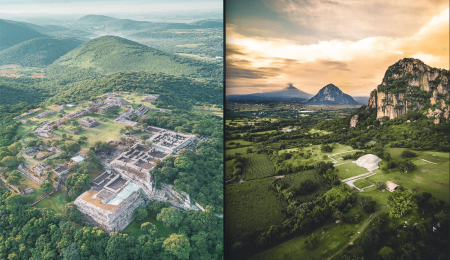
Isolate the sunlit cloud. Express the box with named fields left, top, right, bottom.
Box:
left=227, top=6, right=449, bottom=96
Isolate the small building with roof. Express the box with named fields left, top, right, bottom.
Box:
left=385, top=181, right=399, bottom=192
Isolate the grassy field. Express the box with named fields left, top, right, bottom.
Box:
left=122, top=213, right=177, bottom=238
left=226, top=147, right=252, bottom=156
left=225, top=178, right=287, bottom=248
left=226, top=139, right=253, bottom=149
left=62, top=114, right=123, bottom=151
left=248, top=204, right=373, bottom=260
left=335, top=163, right=369, bottom=180
left=280, top=144, right=355, bottom=166
left=35, top=192, right=67, bottom=214
left=367, top=159, right=449, bottom=202
left=353, top=179, right=373, bottom=189
left=309, top=128, right=332, bottom=136
left=242, top=153, right=276, bottom=180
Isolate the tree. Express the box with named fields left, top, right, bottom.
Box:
left=141, top=222, right=158, bottom=237
left=64, top=203, right=83, bottom=223
left=174, top=157, right=193, bottom=170
left=65, top=173, right=90, bottom=200
left=163, top=234, right=192, bottom=260
left=41, top=180, right=53, bottom=194
left=63, top=243, right=81, bottom=260
left=398, top=160, right=417, bottom=174
left=157, top=207, right=184, bottom=228
left=6, top=175, right=20, bottom=186
left=135, top=207, right=148, bottom=221
left=376, top=181, right=387, bottom=190
left=1, top=156, right=19, bottom=168
left=401, top=150, right=417, bottom=159
left=388, top=191, right=414, bottom=218
left=378, top=246, right=396, bottom=260
left=140, top=134, right=149, bottom=140
left=305, top=233, right=318, bottom=249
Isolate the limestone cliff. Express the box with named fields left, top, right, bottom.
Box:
left=350, top=114, right=359, bottom=127
left=366, top=58, right=450, bottom=123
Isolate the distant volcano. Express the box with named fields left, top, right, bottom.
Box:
left=306, top=84, right=360, bottom=105
left=227, top=84, right=313, bottom=101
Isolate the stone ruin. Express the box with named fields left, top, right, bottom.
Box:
left=78, top=117, right=99, bottom=128
left=75, top=174, right=145, bottom=232
left=36, top=110, right=56, bottom=119
left=147, top=126, right=195, bottom=155
left=355, top=154, right=382, bottom=171
left=75, top=126, right=201, bottom=233
left=141, top=95, right=158, bottom=103
left=52, top=163, right=69, bottom=177
left=32, top=163, right=48, bottom=177
left=34, top=108, right=88, bottom=138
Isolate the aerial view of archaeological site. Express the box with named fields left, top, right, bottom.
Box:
left=0, top=0, right=224, bottom=259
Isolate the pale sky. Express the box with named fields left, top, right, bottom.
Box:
left=226, top=0, right=449, bottom=96
left=0, top=0, right=222, bottom=15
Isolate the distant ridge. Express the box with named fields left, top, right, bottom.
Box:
left=0, top=19, right=46, bottom=51
left=227, top=84, right=313, bottom=101
left=306, top=84, right=360, bottom=105
left=0, top=37, right=83, bottom=67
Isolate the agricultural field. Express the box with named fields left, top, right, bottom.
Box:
left=225, top=159, right=235, bottom=180
left=335, top=163, right=369, bottom=180
left=282, top=170, right=331, bottom=203
left=225, top=177, right=288, bottom=248
left=242, top=153, right=276, bottom=180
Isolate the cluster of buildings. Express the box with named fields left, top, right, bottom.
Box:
left=75, top=128, right=199, bottom=233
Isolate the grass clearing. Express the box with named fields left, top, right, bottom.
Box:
left=366, top=157, right=449, bottom=203
left=335, top=163, right=369, bottom=180
left=353, top=178, right=373, bottom=189
left=249, top=205, right=372, bottom=260
left=122, top=213, right=178, bottom=238
left=35, top=192, right=67, bottom=214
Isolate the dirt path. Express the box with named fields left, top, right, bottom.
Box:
left=327, top=211, right=381, bottom=260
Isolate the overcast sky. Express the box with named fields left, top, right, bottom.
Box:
left=0, top=0, right=222, bottom=15
left=226, top=0, right=449, bottom=96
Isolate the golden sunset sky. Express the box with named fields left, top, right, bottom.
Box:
left=226, top=0, right=449, bottom=96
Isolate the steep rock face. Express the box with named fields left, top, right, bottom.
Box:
left=306, top=84, right=359, bottom=105
left=366, top=58, right=450, bottom=122
left=350, top=114, right=359, bottom=127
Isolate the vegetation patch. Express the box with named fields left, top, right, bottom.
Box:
left=242, top=153, right=276, bottom=180
left=353, top=178, right=373, bottom=189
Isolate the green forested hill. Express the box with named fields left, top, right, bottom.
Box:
left=45, top=71, right=223, bottom=109
left=46, top=35, right=222, bottom=80
left=0, top=37, right=83, bottom=67
left=0, top=19, right=46, bottom=51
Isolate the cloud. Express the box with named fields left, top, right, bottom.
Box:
left=226, top=7, right=449, bottom=96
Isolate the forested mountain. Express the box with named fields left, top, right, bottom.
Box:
left=46, top=35, right=222, bottom=81
left=226, top=84, right=312, bottom=101
left=0, top=19, right=46, bottom=50
left=0, top=37, right=83, bottom=67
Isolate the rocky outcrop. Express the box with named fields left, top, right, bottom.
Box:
left=350, top=114, right=359, bottom=127
left=366, top=58, right=450, bottom=123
